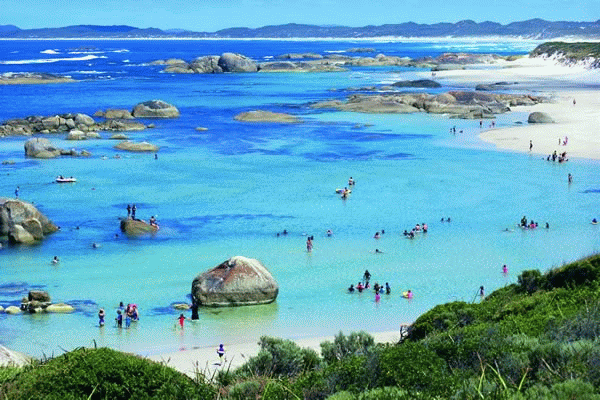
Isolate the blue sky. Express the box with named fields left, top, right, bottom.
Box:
left=1, top=0, right=598, bottom=31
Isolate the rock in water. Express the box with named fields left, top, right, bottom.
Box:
left=234, top=110, right=301, bottom=123
left=528, top=111, right=554, bottom=124
left=29, top=290, right=50, bottom=302
left=0, top=198, right=59, bottom=243
left=131, top=100, right=180, bottom=118
left=24, top=138, right=62, bottom=158
left=192, top=256, right=279, bottom=307
left=120, top=218, right=158, bottom=236
left=114, top=141, right=159, bottom=152
left=218, top=53, right=258, bottom=72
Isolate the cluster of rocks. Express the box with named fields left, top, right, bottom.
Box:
left=312, top=91, right=544, bottom=119
left=0, top=72, right=74, bottom=85
left=0, top=197, right=59, bottom=244
left=0, top=100, right=179, bottom=138
left=154, top=52, right=514, bottom=75
left=120, top=218, right=159, bottom=235
left=1, top=290, right=74, bottom=314
left=192, top=256, right=279, bottom=307
left=333, top=79, right=443, bottom=93
left=24, top=137, right=91, bottom=158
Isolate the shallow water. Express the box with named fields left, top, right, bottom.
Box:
left=1, top=39, right=599, bottom=358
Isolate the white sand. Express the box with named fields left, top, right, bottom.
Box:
left=425, top=56, right=600, bottom=160
left=146, top=329, right=404, bottom=378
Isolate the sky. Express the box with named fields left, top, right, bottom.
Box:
left=1, top=0, right=598, bottom=32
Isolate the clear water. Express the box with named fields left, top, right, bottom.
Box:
left=1, top=39, right=599, bottom=358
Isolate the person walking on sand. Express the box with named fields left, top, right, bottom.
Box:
left=217, top=344, right=225, bottom=363
left=529, top=140, right=533, bottom=152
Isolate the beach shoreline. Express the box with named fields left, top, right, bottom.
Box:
left=428, top=56, right=600, bottom=160
left=144, top=329, right=406, bottom=378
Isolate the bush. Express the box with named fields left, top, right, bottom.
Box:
left=0, top=347, right=215, bottom=400
left=378, top=342, right=450, bottom=396
left=408, top=301, right=476, bottom=340
left=239, top=336, right=320, bottom=378
left=517, top=269, right=544, bottom=294
left=518, top=379, right=600, bottom=400
left=545, top=260, right=600, bottom=290
left=321, top=331, right=375, bottom=364
left=227, top=380, right=261, bottom=400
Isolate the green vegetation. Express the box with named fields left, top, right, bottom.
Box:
left=2, top=254, right=600, bottom=399
left=531, top=42, right=600, bottom=62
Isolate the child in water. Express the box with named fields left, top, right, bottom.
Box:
left=98, top=308, right=105, bottom=327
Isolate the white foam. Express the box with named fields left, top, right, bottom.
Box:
left=0, top=54, right=106, bottom=65
left=325, top=50, right=346, bottom=53
left=112, top=49, right=130, bottom=53
left=40, top=49, right=60, bottom=54
left=68, top=50, right=105, bottom=54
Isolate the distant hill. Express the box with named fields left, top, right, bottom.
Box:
left=1, top=20, right=600, bottom=39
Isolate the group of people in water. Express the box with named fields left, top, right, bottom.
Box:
left=546, top=150, right=569, bottom=163
left=99, top=302, right=139, bottom=328
left=402, top=223, right=428, bottom=239
left=519, top=216, right=549, bottom=230
left=347, top=269, right=413, bottom=302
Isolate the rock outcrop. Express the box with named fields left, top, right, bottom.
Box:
left=0, top=112, right=147, bottom=138
left=24, top=138, right=62, bottom=158
left=0, top=198, right=59, bottom=243
left=277, top=53, right=323, bottom=59
left=0, top=72, right=74, bottom=85
left=120, top=218, right=158, bottom=235
left=66, top=130, right=101, bottom=140
left=0, top=346, right=32, bottom=367
left=114, top=141, right=159, bottom=152
left=191, top=256, right=279, bottom=307
left=528, top=111, right=554, bottom=124
left=392, top=79, right=441, bottom=88
left=95, top=109, right=134, bottom=119
left=312, top=91, right=543, bottom=119
left=131, top=100, right=180, bottom=118
left=234, top=110, right=302, bottom=123
left=218, top=53, right=258, bottom=72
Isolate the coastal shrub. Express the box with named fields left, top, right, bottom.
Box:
left=321, top=331, right=375, bottom=364
left=227, top=379, right=261, bottom=399
left=0, top=366, right=23, bottom=384
left=239, top=336, right=319, bottom=378
left=323, top=355, right=372, bottom=393
left=408, top=301, right=476, bottom=340
left=517, top=269, right=544, bottom=294
left=517, top=379, right=600, bottom=400
left=292, top=370, right=330, bottom=400
left=326, top=391, right=355, bottom=400
left=544, top=259, right=600, bottom=290
left=546, top=300, right=600, bottom=342
left=0, top=347, right=215, bottom=400
left=377, top=342, right=450, bottom=396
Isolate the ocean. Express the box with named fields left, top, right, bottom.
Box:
left=1, top=39, right=599, bottom=358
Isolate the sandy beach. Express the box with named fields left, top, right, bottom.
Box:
left=432, top=57, right=600, bottom=160
left=146, top=330, right=404, bottom=378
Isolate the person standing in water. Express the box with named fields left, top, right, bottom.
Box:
left=479, top=286, right=485, bottom=298
left=306, top=237, right=313, bottom=252
left=98, top=308, right=105, bottom=326
left=178, top=313, right=186, bottom=328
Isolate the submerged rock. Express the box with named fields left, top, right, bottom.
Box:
left=234, top=110, right=302, bottom=123
left=192, top=256, right=279, bottom=307
left=114, top=141, right=159, bottom=152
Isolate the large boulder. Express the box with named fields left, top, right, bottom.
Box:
left=190, top=56, right=223, bottom=73
left=114, top=141, right=159, bottom=152
left=0, top=346, right=32, bottom=367
left=103, top=109, right=134, bottom=119
left=24, top=138, right=62, bottom=158
left=191, top=256, right=279, bottom=307
left=392, top=79, right=441, bottom=88
left=218, top=53, right=258, bottom=73
left=0, top=198, right=59, bottom=243
left=131, top=100, right=180, bottom=118
left=120, top=218, right=158, bottom=236
left=528, top=111, right=554, bottom=124
left=29, top=290, right=50, bottom=302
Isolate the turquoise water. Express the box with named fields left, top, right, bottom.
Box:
left=1, top=40, right=599, bottom=358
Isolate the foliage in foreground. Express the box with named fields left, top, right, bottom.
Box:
left=2, top=254, right=600, bottom=399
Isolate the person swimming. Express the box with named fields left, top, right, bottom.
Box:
left=51, top=256, right=59, bottom=264
left=374, top=232, right=380, bottom=239
left=348, top=284, right=355, bottom=293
